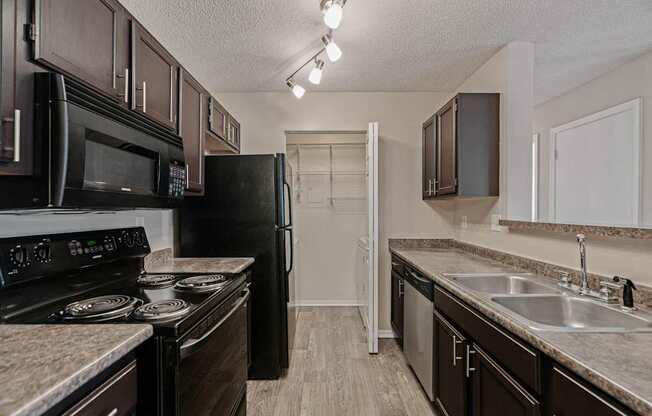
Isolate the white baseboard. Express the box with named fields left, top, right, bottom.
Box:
left=378, top=329, right=397, bottom=338
left=295, top=300, right=362, bottom=307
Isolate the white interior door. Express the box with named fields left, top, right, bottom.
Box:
left=366, top=122, right=379, bottom=354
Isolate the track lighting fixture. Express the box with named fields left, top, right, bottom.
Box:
left=286, top=79, right=306, bottom=99
left=321, top=0, right=346, bottom=29
left=308, top=59, right=325, bottom=85
left=321, top=34, right=342, bottom=62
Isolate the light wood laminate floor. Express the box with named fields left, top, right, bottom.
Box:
left=247, top=307, right=438, bottom=416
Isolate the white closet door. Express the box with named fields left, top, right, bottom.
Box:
left=366, top=122, right=379, bottom=354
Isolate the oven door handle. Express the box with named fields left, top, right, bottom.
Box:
left=180, top=288, right=250, bottom=359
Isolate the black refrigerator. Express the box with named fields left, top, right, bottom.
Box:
left=178, top=154, right=296, bottom=380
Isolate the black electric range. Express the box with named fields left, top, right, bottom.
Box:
left=0, top=227, right=249, bottom=416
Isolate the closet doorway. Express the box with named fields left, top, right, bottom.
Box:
left=286, top=124, right=379, bottom=353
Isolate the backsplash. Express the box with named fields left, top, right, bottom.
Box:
left=0, top=209, right=174, bottom=251
left=389, top=238, right=652, bottom=307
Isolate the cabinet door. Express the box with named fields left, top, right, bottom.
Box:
left=0, top=0, right=20, bottom=169
left=228, top=116, right=241, bottom=152
left=471, top=344, right=540, bottom=416
left=32, top=0, right=129, bottom=103
left=434, top=311, right=468, bottom=416
left=422, top=116, right=437, bottom=199
left=437, top=99, right=457, bottom=196
left=546, top=366, right=633, bottom=416
left=208, top=97, right=228, bottom=141
left=179, top=70, right=204, bottom=193
left=132, top=21, right=178, bottom=130
left=390, top=271, right=404, bottom=342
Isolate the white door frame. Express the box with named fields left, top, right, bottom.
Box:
left=367, top=122, right=379, bottom=354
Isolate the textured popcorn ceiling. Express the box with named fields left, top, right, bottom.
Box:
left=118, top=0, right=652, bottom=103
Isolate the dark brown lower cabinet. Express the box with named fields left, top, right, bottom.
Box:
left=433, top=311, right=468, bottom=416
left=390, top=270, right=404, bottom=344
left=471, top=344, right=540, bottom=416
left=546, top=365, right=633, bottom=416
left=63, top=360, right=138, bottom=415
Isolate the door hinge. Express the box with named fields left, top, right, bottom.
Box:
left=26, top=24, right=38, bottom=41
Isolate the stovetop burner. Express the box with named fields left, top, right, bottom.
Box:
left=132, top=299, right=191, bottom=322
left=137, top=274, right=177, bottom=287
left=57, top=295, right=143, bottom=322
left=175, top=274, right=228, bottom=293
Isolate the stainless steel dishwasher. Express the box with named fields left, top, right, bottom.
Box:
left=403, top=268, right=434, bottom=401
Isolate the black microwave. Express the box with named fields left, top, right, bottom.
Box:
left=30, top=72, right=186, bottom=209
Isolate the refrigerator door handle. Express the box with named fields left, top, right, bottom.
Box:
left=284, top=181, right=293, bottom=228
left=286, top=227, right=294, bottom=274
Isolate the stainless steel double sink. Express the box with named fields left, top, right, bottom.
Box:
left=443, top=273, right=652, bottom=332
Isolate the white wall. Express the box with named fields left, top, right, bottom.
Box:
left=450, top=46, right=652, bottom=287
left=534, top=50, right=652, bottom=226
left=218, top=91, right=456, bottom=330
left=0, top=210, right=174, bottom=251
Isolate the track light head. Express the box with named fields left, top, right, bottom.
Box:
left=321, top=35, right=342, bottom=62
left=286, top=79, right=306, bottom=99
left=309, top=60, right=325, bottom=85
left=321, top=0, right=344, bottom=29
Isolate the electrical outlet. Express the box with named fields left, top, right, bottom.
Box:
left=461, top=215, right=468, bottom=229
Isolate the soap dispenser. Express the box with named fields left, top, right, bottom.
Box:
left=613, top=276, right=637, bottom=310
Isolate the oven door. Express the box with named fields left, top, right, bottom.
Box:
left=166, top=287, right=250, bottom=416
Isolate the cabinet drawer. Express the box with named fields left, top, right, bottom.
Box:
left=435, top=286, right=541, bottom=393
left=547, top=365, right=634, bottom=416
left=63, top=361, right=137, bottom=416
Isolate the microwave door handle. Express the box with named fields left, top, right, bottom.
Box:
left=52, top=81, right=69, bottom=207
left=179, top=289, right=250, bottom=359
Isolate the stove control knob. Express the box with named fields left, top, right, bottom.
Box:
left=34, top=243, right=51, bottom=263
left=122, top=231, right=134, bottom=247
left=134, top=231, right=144, bottom=247
left=10, top=246, right=29, bottom=267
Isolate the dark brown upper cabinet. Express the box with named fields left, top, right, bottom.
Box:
left=0, top=0, right=21, bottom=172
left=205, top=96, right=240, bottom=154
left=131, top=21, right=178, bottom=130
left=208, top=97, right=228, bottom=141
left=179, top=69, right=204, bottom=194
left=422, top=93, right=499, bottom=200
left=227, top=115, right=241, bottom=151
left=422, top=115, right=437, bottom=199
left=31, top=0, right=130, bottom=105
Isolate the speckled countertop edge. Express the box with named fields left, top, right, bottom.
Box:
left=389, top=245, right=652, bottom=415
left=144, top=248, right=254, bottom=274
left=0, top=324, right=152, bottom=416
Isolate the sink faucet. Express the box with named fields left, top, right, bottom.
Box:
left=577, top=233, right=589, bottom=294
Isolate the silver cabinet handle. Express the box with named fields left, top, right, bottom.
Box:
left=136, top=81, right=147, bottom=113
left=465, top=345, right=476, bottom=377
left=398, top=279, right=404, bottom=296
left=12, top=109, right=20, bottom=162
left=453, top=335, right=463, bottom=366
left=186, top=163, right=190, bottom=190
left=106, top=409, right=118, bottom=416
left=116, top=68, right=129, bottom=103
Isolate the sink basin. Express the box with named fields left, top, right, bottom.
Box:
left=444, top=273, right=559, bottom=295
left=492, top=295, right=652, bottom=332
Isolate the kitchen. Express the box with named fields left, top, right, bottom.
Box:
left=1, top=1, right=652, bottom=415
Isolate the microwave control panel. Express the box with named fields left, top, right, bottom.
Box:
left=169, top=163, right=186, bottom=199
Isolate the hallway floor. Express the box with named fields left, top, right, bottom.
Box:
left=247, top=307, right=438, bottom=415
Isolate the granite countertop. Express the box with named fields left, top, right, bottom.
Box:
left=0, top=324, right=152, bottom=416
left=144, top=248, right=254, bottom=274
left=390, top=246, right=652, bottom=415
